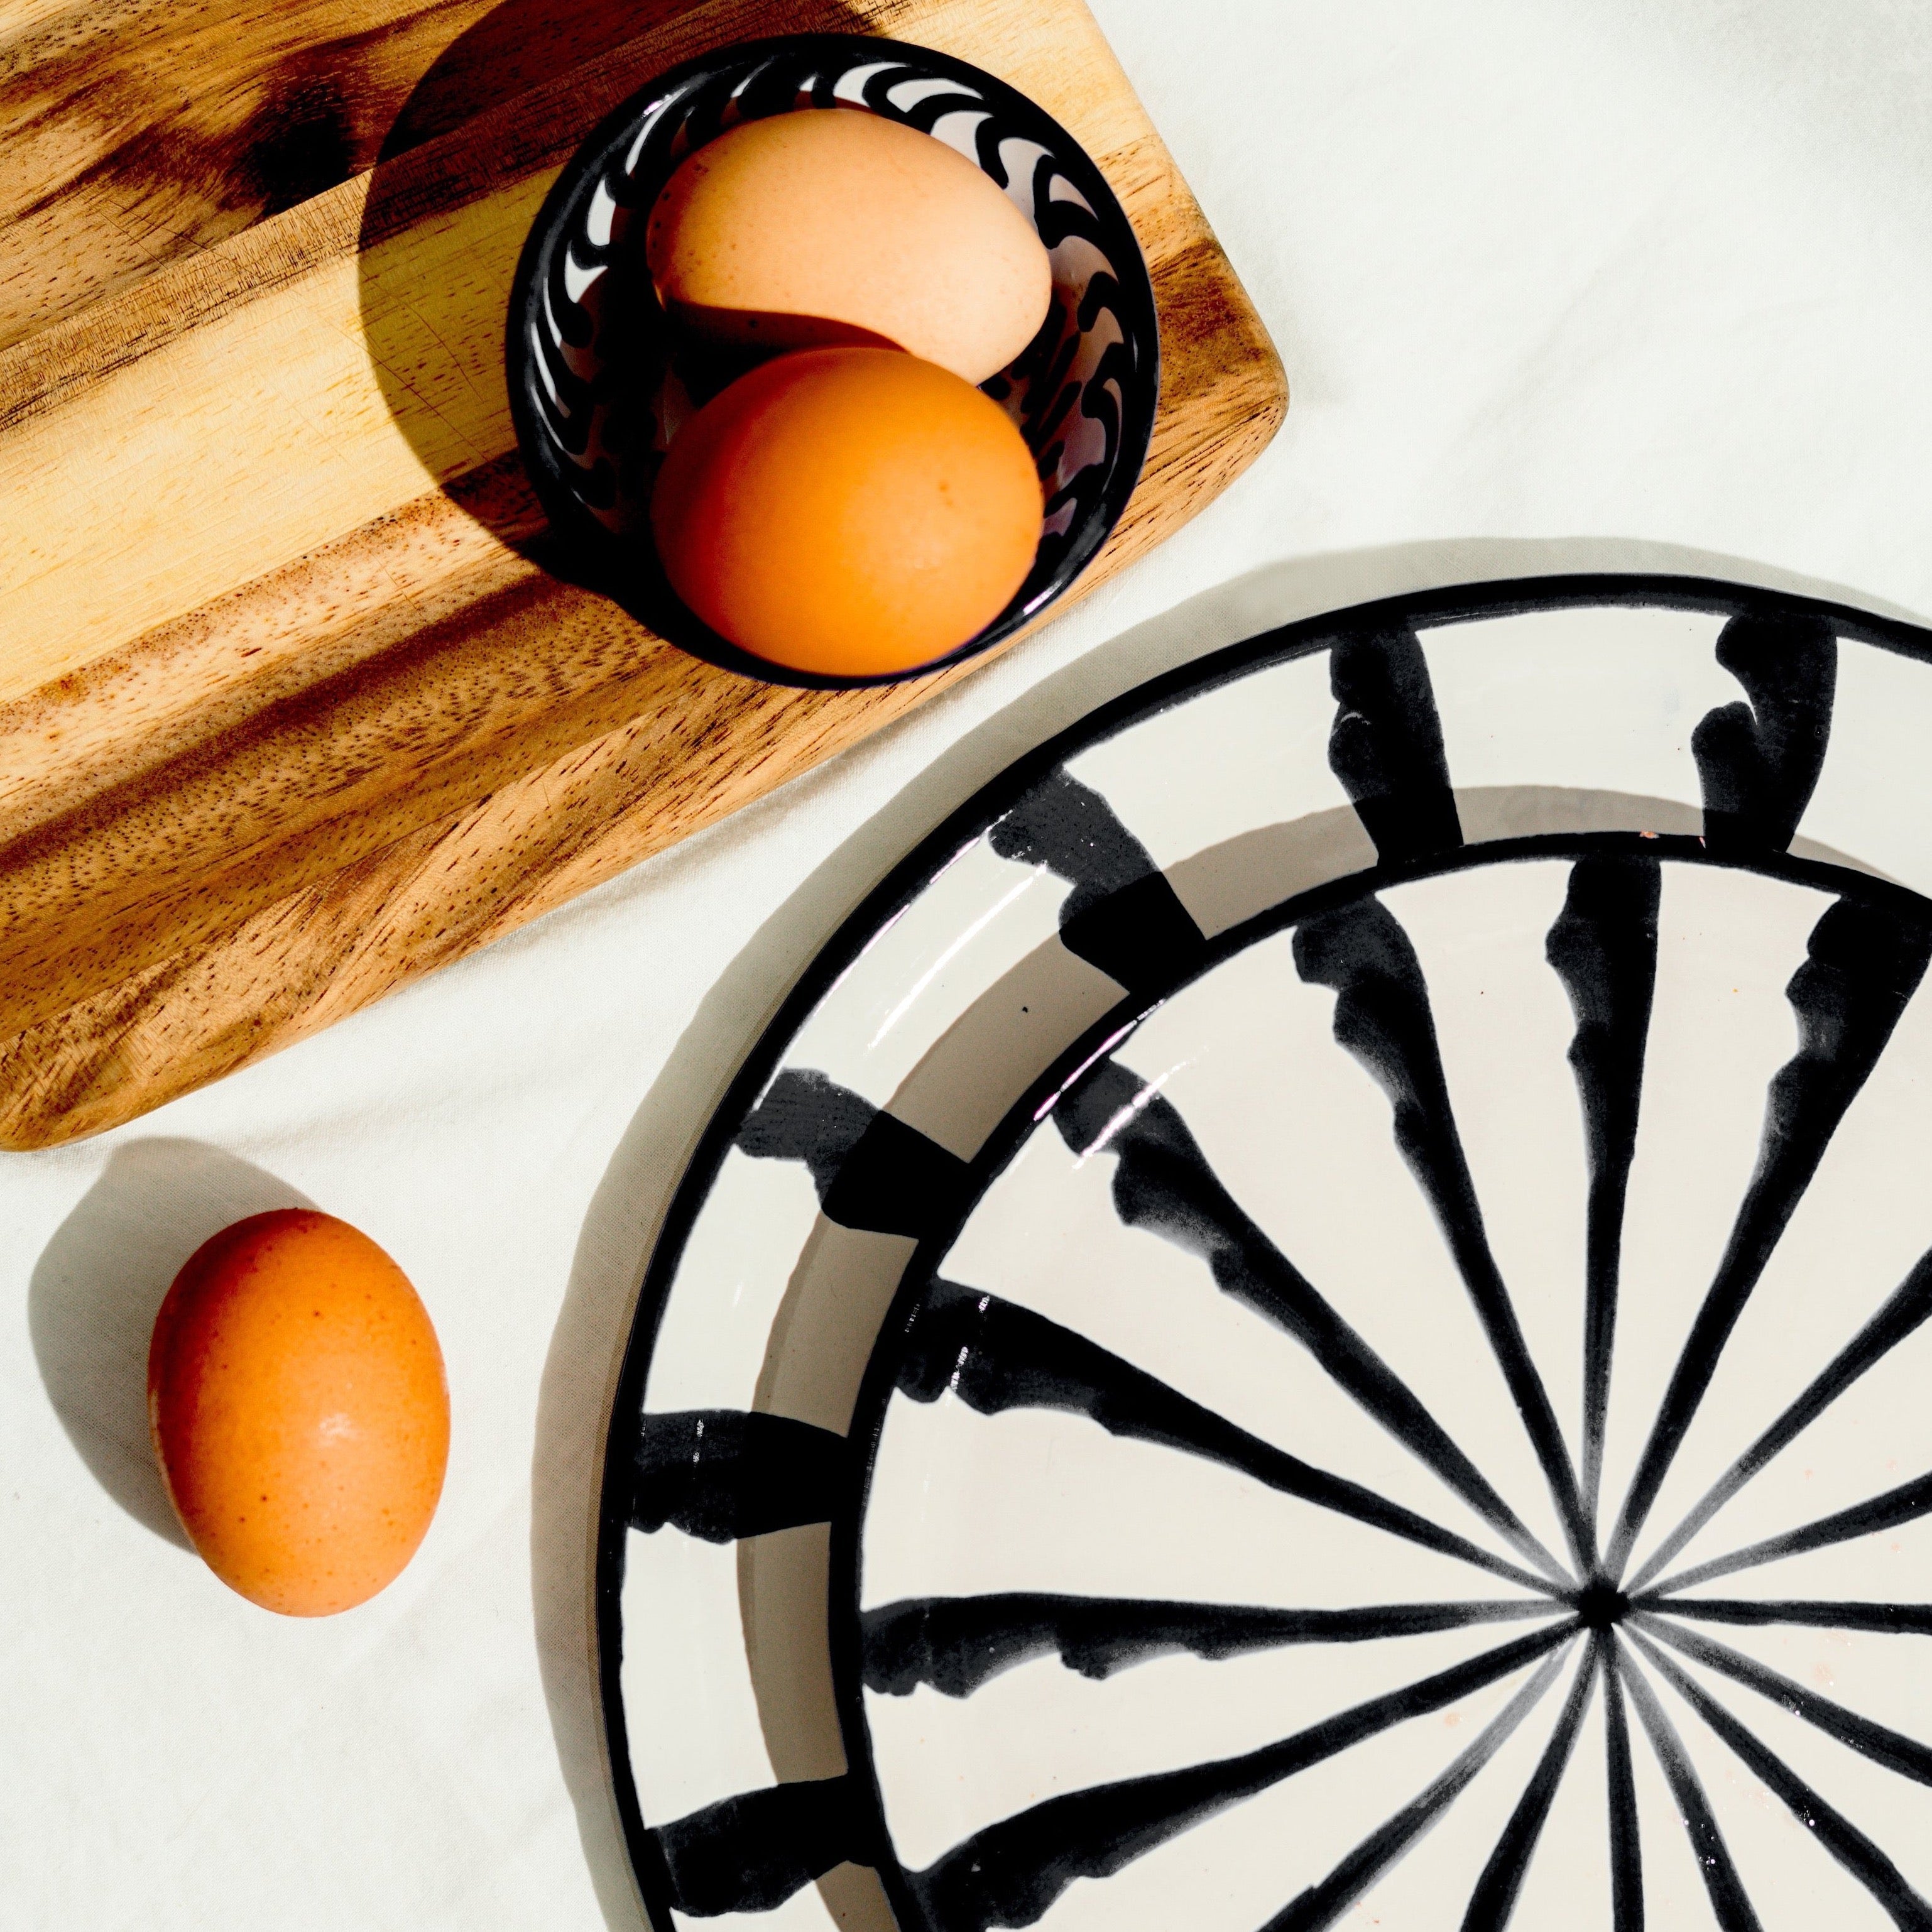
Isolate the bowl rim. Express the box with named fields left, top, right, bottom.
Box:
left=504, top=30, right=1162, bottom=690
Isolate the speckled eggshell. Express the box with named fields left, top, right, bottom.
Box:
left=650, top=346, right=1044, bottom=679
left=148, top=1209, right=450, bottom=1617
left=645, top=109, right=1054, bottom=386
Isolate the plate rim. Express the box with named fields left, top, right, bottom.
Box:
left=593, top=568, right=1932, bottom=1929
left=832, top=824, right=1932, bottom=1927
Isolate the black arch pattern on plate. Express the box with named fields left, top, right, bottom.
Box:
left=643, top=1774, right=880, bottom=1918
left=1692, top=608, right=1838, bottom=854
left=736, top=1068, right=972, bottom=1238
left=988, top=768, right=1209, bottom=996
left=1326, top=625, right=1463, bottom=863
left=600, top=577, right=1932, bottom=1932
left=625, top=1409, right=849, bottom=1541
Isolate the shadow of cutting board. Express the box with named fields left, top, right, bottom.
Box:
left=0, top=0, right=1285, bottom=1150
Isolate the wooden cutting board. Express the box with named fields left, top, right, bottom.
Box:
left=0, top=0, right=1285, bottom=1150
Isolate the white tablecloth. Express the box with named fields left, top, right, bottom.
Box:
left=9, top=2, right=1932, bottom=1922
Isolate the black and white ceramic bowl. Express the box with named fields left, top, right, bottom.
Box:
left=599, top=574, right=1932, bottom=1931
left=506, top=35, right=1159, bottom=689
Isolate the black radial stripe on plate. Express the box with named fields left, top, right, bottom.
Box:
left=1615, top=1640, right=1766, bottom=1932
left=1631, top=1613, right=1932, bottom=1787
left=1605, top=896, right=1932, bottom=1578
left=860, top=1593, right=1559, bottom=1700
left=1624, top=1629, right=1932, bottom=1932
left=1691, top=608, right=1837, bottom=854
left=1546, top=855, right=1661, bottom=1547
left=626, top=1410, right=849, bottom=1542
left=1047, top=1062, right=1569, bottom=1585
left=1657, top=1600, right=1932, bottom=1635
left=1646, top=1465, right=1932, bottom=1597
left=895, top=1282, right=1558, bottom=1594
left=1600, top=1642, right=1645, bottom=1932
left=644, top=1774, right=875, bottom=1918
left=1294, top=897, right=1591, bottom=1572
left=902, top=1618, right=1578, bottom=1932
left=1625, top=1245, right=1932, bottom=1594
left=1326, top=626, right=1463, bottom=863
left=1461, top=1639, right=1603, bottom=1932
left=736, top=1067, right=970, bottom=1238
left=1262, top=1648, right=1573, bottom=1932
left=984, top=768, right=1208, bottom=997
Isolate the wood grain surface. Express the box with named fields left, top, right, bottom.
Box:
left=0, top=0, right=1285, bottom=1149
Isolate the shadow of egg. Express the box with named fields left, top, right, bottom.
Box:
left=28, top=1140, right=317, bottom=1549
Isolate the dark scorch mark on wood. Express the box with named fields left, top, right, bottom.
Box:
left=903, top=1620, right=1577, bottom=1932
left=1605, top=895, right=1932, bottom=1578
left=1261, top=1650, right=1571, bottom=1932
left=895, top=1282, right=1554, bottom=1591
left=736, top=1067, right=969, bottom=1238
left=861, top=1592, right=1557, bottom=1699
left=1547, top=855, right=1661, bottom=1548
left=987, top=769, right=1208, bottom=997
left=627, top=1409, right=849, bottom=1542
left=1627, top=1245, right=1932, bottom=1593
left=1693, top=609, right=1837, bottom=853
left=1295, top=896, right=1590, bottom=1571
left=1049, top=1061, right=1567, bottom=1583
left=1327, top=628, right=1463, bottom=863
left=1626, top=1629, right=1932, bottom=1932
left=647, top=1774, right=875, bottom=1918
left=1617, top=1644, right=1765, bottom=1932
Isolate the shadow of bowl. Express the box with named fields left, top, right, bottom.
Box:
left=504, top=33, right=1160, bottom=689
left=28, top=1140, right=317, bottom=1549
left=354, top=0, right=894, bottom=579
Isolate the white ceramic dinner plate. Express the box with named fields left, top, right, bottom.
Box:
left=599, top=576, right=1932, bottom=1932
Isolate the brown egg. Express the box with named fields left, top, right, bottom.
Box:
left=647, top=110, right=1054, bottom=386
left=148, top=1209, right=449, bottom=1617
left=650, top=346, right=1043, bottom=680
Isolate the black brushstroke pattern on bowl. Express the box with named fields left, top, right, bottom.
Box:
left=505, top=33, right=1160, bottom=689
